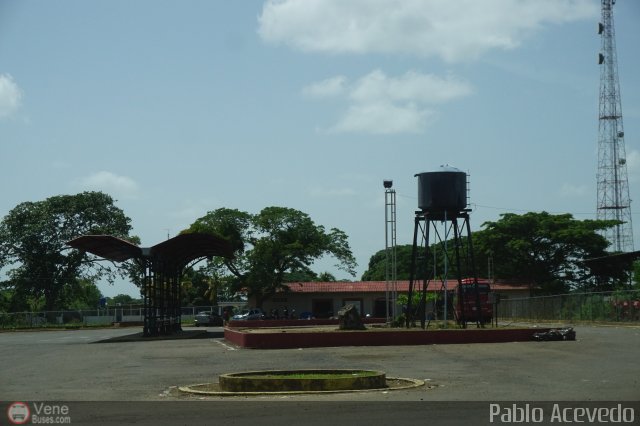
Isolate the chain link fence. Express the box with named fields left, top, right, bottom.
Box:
left=0, top=305, right=230, bottom=330
left=4, top=292, right=639, bottom=328
left=496, top=290, right=640, bottom=323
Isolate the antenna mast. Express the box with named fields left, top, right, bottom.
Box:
left=596, top=0, right=634, bottom=252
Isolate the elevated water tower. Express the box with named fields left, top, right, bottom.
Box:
left=406, top=165, right=482, bottom=328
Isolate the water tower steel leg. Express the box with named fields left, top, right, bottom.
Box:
left=452, top=218, right=466, bottom=328
left=406, top=214, right=421, bottom=328
left=419, top=219, right=431, bottom=329
left=463, top=215, right=484, bottom=327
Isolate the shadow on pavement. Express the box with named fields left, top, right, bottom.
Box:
left=93, top=329, right=223, bottom=343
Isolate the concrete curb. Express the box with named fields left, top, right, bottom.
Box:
left=224, top=326, right=552, bottom=349
left=178, top=377, right=425, bottom=396
left=219, top=369, right=387, bottom=392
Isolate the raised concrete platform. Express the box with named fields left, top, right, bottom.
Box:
left=224, top=325, right=550, bottom=349
left=226, top=318, right=386, bottom=328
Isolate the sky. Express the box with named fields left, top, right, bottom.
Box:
left=1, top=0, right=639, bottom=298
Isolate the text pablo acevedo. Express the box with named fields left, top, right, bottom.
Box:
left=489, top=403, right=635, bottom=423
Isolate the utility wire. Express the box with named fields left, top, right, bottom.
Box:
left=396, top=192, right=640, bottom=217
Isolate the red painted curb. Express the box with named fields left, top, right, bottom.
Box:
left=227, top=318, right=385, bottom=328
left=224, top=327, right=551, bottom=349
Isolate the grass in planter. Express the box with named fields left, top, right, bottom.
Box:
left=242, top=371, right=380, bottom=380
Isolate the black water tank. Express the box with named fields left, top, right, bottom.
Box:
left=415, top=166, right=467, bottom=212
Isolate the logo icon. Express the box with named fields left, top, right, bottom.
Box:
left=7, top=402, right=30, bottom=425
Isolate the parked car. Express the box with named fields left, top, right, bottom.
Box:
left=232, top=308, right=264, bottom=321
left=194, top=312, right=223, bottom=327
left=298, top=311, right=314, bottom=320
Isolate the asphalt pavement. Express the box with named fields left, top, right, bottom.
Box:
left=1, top=323, right=638, bottom=425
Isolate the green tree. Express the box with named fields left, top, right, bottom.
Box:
left=64, top=280, right=103, bottom=310
left=0, top=192, right=137, bottom=311
left=317, top=271, right=337, bottom=282
left=362, top=241, right=460, bottom=282
left=108, top=294, right=142, bottom=306
left=181, top=265, right=230, bottom=306
left=184, top=207, right=357, bottom=308
left=283, top=265, right=319, bottom=282
left=633, top=261, right=640, bottom=289
left=361, top=212, right=622, bottom=294
left=361, top=245, right=417, bottom=281
left=0, top=288, right=12, bottom=312
left=477, top=212, right=621, bottom=293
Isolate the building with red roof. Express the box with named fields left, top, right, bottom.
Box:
left=251, top=279, right=532, bottom=319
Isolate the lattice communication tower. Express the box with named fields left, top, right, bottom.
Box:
left=596, top=0, right=634, bottom=252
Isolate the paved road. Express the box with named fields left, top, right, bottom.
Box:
left=1, top=324, right=638, bottom=424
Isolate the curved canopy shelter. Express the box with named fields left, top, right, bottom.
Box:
left=67, top=233, right=234, bottom=336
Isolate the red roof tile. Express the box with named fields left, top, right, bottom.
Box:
left=282, top=280, right=531, bottom=293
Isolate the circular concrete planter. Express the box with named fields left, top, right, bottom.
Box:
left=219, top=369, right=386, bottom=392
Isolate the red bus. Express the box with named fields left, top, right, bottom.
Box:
left=454, top=279, right=493, bottom=325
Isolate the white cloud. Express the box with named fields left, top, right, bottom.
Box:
left=301, top=76, right=347, bottom=98
left=331, top=101, right=435, bottom=134
left=258, top=0, right=597, bottom=62
left=307, top=69, right=471, bottom=134
left=0, top=74, right=23, bottom=118
left=349, top=70, right=472, bottom=104
left=78, top=171, right=140, bottom=199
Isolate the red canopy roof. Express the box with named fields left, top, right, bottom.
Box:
left=66, top=235, right=141, bottom=262
left=67, top=232, right=234, bottom=268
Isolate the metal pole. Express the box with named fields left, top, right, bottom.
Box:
left=443, top=210, right=448, bottom=328
left=463, top=214, right=483, bottom=327
left=407, top=214, right=420, bottom=328
left=420, top=218, right=430, bottom=329
left=384, top=183, right=397, bottom=323
left=384, top=189, right=390, bottom=323
left=391, top=190, right=398, bottom=319
left=452, top=218, right=465, bottom=328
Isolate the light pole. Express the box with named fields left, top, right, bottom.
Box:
left=384, top=180, right=397, bottom=323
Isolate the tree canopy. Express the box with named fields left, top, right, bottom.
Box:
left=108, top=294, right=142, bottom=306
left=184, top=206, right=357, bottom=307
left=0, top=192, right=137, bottom=311
left=361, top=212, right=624, bottom=294
left=478, top=212, right=621, bottom=293
left=361, top=245, right=415, bottom=281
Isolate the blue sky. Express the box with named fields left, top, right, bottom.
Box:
left=1, top=0, right=639, bottom=297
